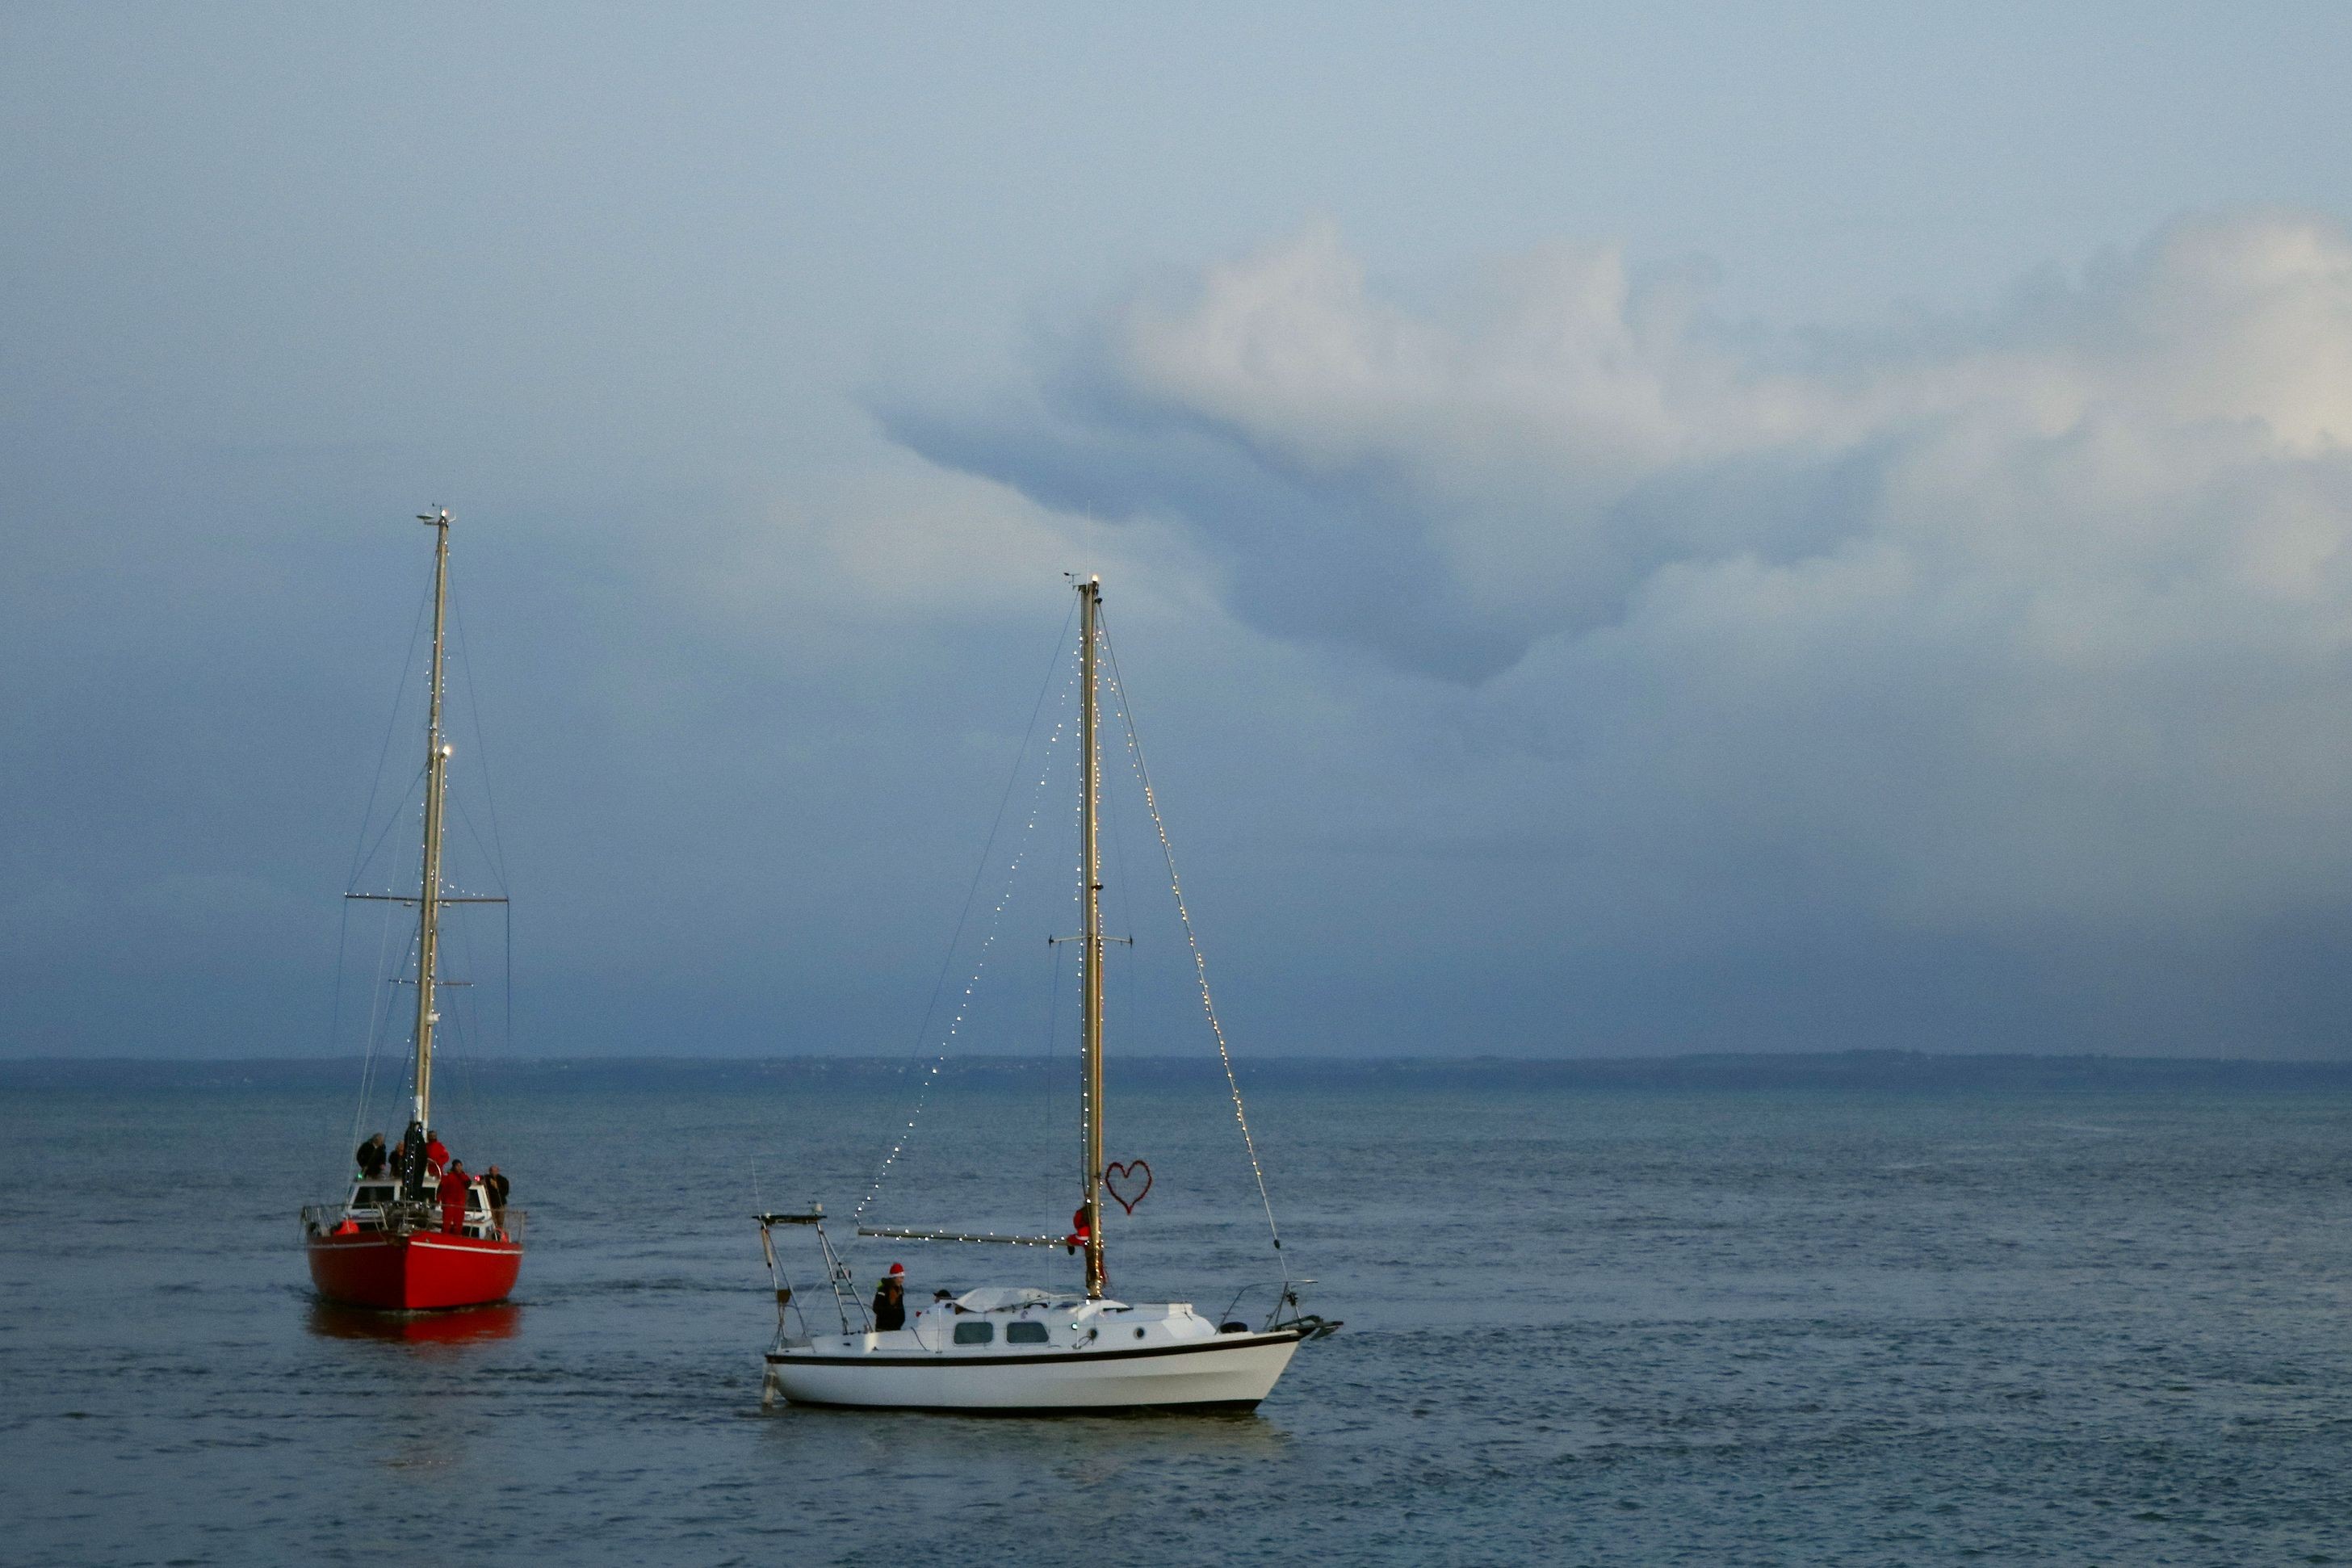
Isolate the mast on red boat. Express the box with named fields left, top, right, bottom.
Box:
left=410, top=506, right=451, bottom=1142
left=304, top=507, right=522, bottom=1311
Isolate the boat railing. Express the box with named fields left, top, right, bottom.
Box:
left=1216, top=1278, right=1320, bottom=1333
left=757, top=1207, right=872, bottom=1339
left=302, top=1200, right=526, bottom=1244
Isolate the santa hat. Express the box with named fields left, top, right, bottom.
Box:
left=885, top=1262, right=905, bottom=1281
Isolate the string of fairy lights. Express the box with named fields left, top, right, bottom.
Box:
left=1072, top=690, right=1090, bottom=1189
left=856, top=652, right=1079, bottom=1224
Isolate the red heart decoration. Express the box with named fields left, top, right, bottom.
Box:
left=1102, top=1159, right=1152, bottom=1215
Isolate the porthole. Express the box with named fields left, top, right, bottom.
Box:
left=1006, top=1322, right=1049, bottom=1345
left=1134, top=1327, right=1147, bottom=1339
left=953, top=1321, right=995, bottom=1346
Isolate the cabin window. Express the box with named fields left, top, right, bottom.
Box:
left=357, top=1187, right=391, bottom=1205
left=1005, top=1322, right=1050, bottom=1345
left=952, top=1321, right=994, bottom=1346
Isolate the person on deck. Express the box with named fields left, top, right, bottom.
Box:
left=397, top=1121, right=429, bottom=1200
left=423, top=1132, right=451, bottom=1177
left=870, top=1263, right=908, bottom=1331
left=485, top=1164, right=510, bottom=1231
left=355, top=1134, right=388, bottom=1178
left=438, top=1160, right=469, bottom=1235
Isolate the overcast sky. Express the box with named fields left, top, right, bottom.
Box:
left=10, top=3, right=2352, bottom=1059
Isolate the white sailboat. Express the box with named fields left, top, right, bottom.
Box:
left=759, top=575, right=1334, bottom=1413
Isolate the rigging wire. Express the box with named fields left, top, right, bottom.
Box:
left=338, top=568, right=428, bottom=1166
left=1096, top=605, right=1288, bottom=1276
left=449, top=793, right=505, bottom=899
left=443, top=565, right=514, bottom=1110
left=1099, top=634, right=1135, bottom=1017
left=446, top=853, right=483, bottom=1136
left=859, top=695, right=1068, bottom=1221
left=444, top=790, right=519, bottom=1079
left=455, top=564, right=518, bottom=1087
left=333, top=892, right=360, bottom=1154
left=348, top=767, right=430, bottom=892
left=446, top=571, right=514, bottom=894
left=856, top=606, right=1082, bottom=1222
left=1092, top=613, right=1138, bottom=1185
left=344, top=575, right=435, bottom=891
left=352, top=906, right=414, bottom=1150
left=1042, top=934, right=1066, bottom=1164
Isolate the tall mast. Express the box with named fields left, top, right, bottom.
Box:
left=412, top=508, right=452, bottom=1131
left=1079, top=575, right=1106, bottom=1298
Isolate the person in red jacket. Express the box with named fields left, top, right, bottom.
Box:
left=423, top=1133, right=451, bottom=1177
left=438, top=1160, right=470, bottom=1234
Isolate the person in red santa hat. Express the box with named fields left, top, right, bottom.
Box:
left=869, top=1262, right=908, bottom=1331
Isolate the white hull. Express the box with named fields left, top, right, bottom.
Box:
left=765, top=1327, right=1300, bottom=1411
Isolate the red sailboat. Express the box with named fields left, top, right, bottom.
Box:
left=301, top=508, right=522, bottom=1310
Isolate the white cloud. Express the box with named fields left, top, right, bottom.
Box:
left=888, top=211, right=2352, bottom=934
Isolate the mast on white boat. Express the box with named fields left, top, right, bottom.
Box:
left=1078, top=575, right=1106, bottom=1300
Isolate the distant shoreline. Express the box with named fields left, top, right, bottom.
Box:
left=7, top=1050, right=2352, bottom=1092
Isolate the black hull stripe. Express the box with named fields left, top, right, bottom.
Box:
left=765, top=1329, right=1302, bottom=1369
left=778, top=1398, right=1264, bottom=1416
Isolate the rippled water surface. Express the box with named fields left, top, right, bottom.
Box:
left=4, top=1065, right=2350, bottom=1565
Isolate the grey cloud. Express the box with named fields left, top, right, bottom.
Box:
left=886, top=214, right=2352, bottom=683
left=883, top=212, right=2352, bottom=941
left=878, top=397, right=1514, bottom=682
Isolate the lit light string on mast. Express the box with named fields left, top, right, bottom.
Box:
left=1096, top=609, right=1288, bottom=1276
left=857, top=649, right=1080, bottom=1223
left=1073, top=665, right=1089, bottom=1189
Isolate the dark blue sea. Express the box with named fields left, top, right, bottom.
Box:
left=4, top=1055, right=2350, bottom=1566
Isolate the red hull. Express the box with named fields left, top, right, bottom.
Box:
left=307, top=1228, right=522, bottom=1310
